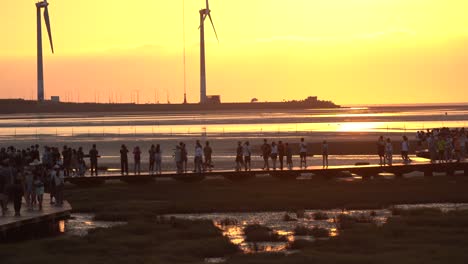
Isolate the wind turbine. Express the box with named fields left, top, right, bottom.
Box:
left=199, top=0, right=218, bottom=104
left=36, top=0, right=54, bottom=102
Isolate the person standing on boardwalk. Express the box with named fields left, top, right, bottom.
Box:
left=120, top=144, right=129, bottom=175
left=401, top=136, right=410, bottom=164
left=133, top=146, right=141, bottom=175
left=33, top=173, right=45, bottom=210
left=385, top=138, right=393, bottom=166
left=181, top=142, right=188, bottom=173
left=377, top=136, right=385, bottom=165
left=322, top=140, right=329, bottom=168
left=460, top=129, right=466, bottom=160
left=270, top=142, right=278, bottom=170
left=235, top=141, right=244, bottom=171
left=174, top=145, right=182, bottom=174
left=0, top=173, right=7, bottom=215
left=154, top=144, right=162, bottom=175
left=9, top=177, right=24, bottom=216
left=278, top=141, right=285, bottom=170
left=437, top=136, right=446, bottom=163
left=203, top=141, right=213, bottom=172
left=148, top=145, right=155, bottom=175
left=243, top=141, right=251, bottom=171
left=89, top=144, right=99, bottom=176
left=53, top=166, right=65, bottom=206
left=299, top=138, right=307, bottom=169
left=285, top=142, right=293, bottom=170
left=194, top=141, right=203, bottom=173
left=261, top=139, right=271, bottom=170
left=427, top=133, right=437, bottom=163
left=62, top=146, right=70, bottom=177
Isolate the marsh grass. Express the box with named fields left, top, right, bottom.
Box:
left=244, top=224, right=288, bottom=242
left=3, top=177, right=468, bottom=263
left=64, top=177, right=468, bottom=221
left=313, top=211, right=330, bottom=220
left=227, top=210, right=468, bottom=264
left=294, top=225, right=329, bottom=238
left=0, top=218, right=239, bottom=264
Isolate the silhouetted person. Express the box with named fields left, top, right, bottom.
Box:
left=0, top=173, right=6, bottom=215
left=155, top=144, right=162, bottom=175
left=299, top=138, right=307, bottom=168
left=271, top=141, right=278, bottom=170
left=261, top=139, right=271, bottom=170
left=401, top=136, right=410, bottom=164
left=278, top=141, right=285, bottom=170
left=377, top=136, right=385, bottom=166
left=194, top=141, right=203, bottom=173
left=133, top=146, right=141, bottom=175
left=89, top=144, right=99, bottom=176
left=149, top=145, right=155, bottom=175
left=322, top=140, right=329, bottom=168
left=9, top=178, right=24, bottom=216
left=385, top=138, right=393, bottom=166
left=120, top=144, right=129, bottom=175
left=181, top=142, right=188, bottom=173
left=204, top=141, right=213, bottom=172
left=243, top=141, right=251, bottom=171
left=285, top=143, right=293, bottom=170
left=235, top=141, right=244, bottom=171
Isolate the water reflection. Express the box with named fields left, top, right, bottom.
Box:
left=64, top=214, right=126, bottom=236
left=0, top=106, right=466, bottom=137
left=172, top=203, right=468, bottom=254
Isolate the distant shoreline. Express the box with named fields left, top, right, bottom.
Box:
left=0, top=99, right=340, bottom=114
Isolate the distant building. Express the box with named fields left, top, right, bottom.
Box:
left=51, top=96, right=60, bottom=102
left=206, top=95, right=221, bottom=104
left=304, top=96, right=318, bottom=103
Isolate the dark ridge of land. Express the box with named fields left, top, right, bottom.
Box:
left=0, top=99, right=340, bottom=114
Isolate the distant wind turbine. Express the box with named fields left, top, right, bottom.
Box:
left=36, top=0, right=54, bottom=102
left=199, top=0, right=219, bottom=104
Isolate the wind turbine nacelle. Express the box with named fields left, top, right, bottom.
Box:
left=199, top=9, right=210, bottom=15
left=36, top=1, right=49, bottom=8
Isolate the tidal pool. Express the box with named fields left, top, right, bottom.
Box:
left=171, top=203, right=468, bottom=254
left=61, top=213, right=126, bottom=236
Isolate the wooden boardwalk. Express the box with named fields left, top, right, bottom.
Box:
left=65, top=161, right=468, bottom=186
left=0, top=197, right=71, bottom=233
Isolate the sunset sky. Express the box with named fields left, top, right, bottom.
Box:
left=1, top=0, right=468, bottom=105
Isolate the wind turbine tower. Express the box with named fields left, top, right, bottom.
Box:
left=199, top=0, right=218, bottom=104
left=36, top=0, right=54, bottom=102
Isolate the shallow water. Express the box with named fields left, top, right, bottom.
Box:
left=171, top=203, right=468, bottom=254
left=60, top=213, right=126, bottom=236
left=0, top=105, right=466, bottom=138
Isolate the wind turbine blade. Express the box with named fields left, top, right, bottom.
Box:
left=43, top=6, right=54, bottom=53
left=207, top=13, right=219, bottom=42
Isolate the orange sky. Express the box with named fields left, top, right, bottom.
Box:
left=1, top=0, right=468, bottom=104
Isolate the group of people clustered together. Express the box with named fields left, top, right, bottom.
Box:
left=416, top=127, right=466, bottom=163
left=377, top=128, right=467, bottom=166
left=0, top=144, right=100, bottom=216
